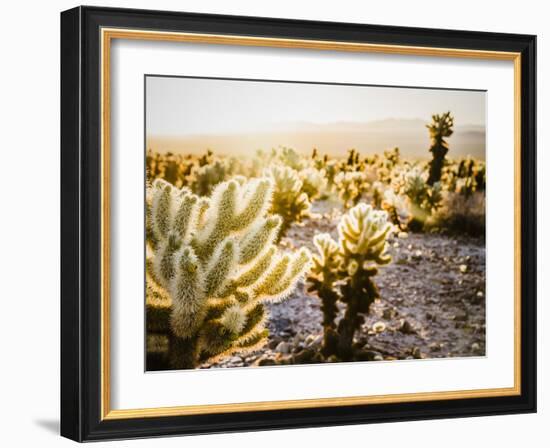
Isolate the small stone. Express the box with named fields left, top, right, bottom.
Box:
left=453, top=312, right=468, bottom=322
left=398, top=231, right=409, bottom=239
left=275, top=341, right=291, bottom=354
left=398, top=318, right=415, bottom=334
left=256, top=357, right=276, bottom=366
left=372, top=321, right=386, bottom=333
left=471, top=342, right=481, bottom=353
left=411, top=347, right=422, bottom=359
left=459, top=264, right=468, bottom=273
left=229, top=356, right=242, bottom=363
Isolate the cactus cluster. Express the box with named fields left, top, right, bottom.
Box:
left=444, top=157, right=486, bottom=196
left=334, top=171, right=369, bottom=209
left=299, top=167, right=328, bottom=201
left=403, top=168, right=443, bottom=230
left=307, top=203, right=393, bottom=360
left=146, top=177, right=311, bottom=369
left=266, top=165, right=311, bottom=240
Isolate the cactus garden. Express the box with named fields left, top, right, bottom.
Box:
left=146, top=77, right=486, bottom=370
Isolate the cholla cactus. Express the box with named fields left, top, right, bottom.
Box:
left=446, top=157, right=486, bottom=196
left=382, top=189, right=412, bottom=230
left=277, top=146, right=306, bottom=171
left=334, top=171, right=369, bottom=208
left=266, top=165, right=311, bottom=240
left=299, top=167, right=328, bottom=201
left=427, top=112, right=454, bottom=185
left=146, top=150, right=194, bottom=188
left=146, top=177, right=311, bottom=369
left=188, top=159, right=234, bottom=196
left=404, top=168, right=443, bottom=230
left=307, top=204, right=393, bottom=360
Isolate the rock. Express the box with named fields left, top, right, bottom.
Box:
left=459, top=264, right=468, bottom=273
left=229, top=356, right=242, bottom=363
left=256, top=356, right=276, bottom=366
left=453, top=311, right=468, bottom=322
left=275, top=341, right=291, bottom=354
left=411, top=347, right=422, bottom=359
left=382, top=308, right=396, bottom=320
left=372, top=321, right=386, bottom=333
left=398, top=318, right=415, bottom=334
left=398, top=231, right=409, bottom=239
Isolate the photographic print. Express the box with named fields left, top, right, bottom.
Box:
left=145, top=76, right=487, bottom=371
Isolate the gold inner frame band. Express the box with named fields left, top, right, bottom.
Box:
left=100, top=27, right=522, bottom=421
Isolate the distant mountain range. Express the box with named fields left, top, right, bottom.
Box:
left=147, top=118, right=486, bottom=160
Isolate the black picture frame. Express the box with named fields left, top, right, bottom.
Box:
left=61, top=5, right=536, bottom=442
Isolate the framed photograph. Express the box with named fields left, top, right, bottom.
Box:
left=61, top=6, right=536, bottom=441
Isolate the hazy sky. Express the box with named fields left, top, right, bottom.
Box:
left=146, top=76, right=486, bottom=137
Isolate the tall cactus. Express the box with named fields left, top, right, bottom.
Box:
left=266, top=165, right=311, bottom=240
left=307, top=204, right=393, bottom=360
left=427, top=111, right=454, bottom=185
left=146, top=177, right=311, bottom=369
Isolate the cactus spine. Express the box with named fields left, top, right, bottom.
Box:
left=307, top=204, right=393, bottom=360
left=147, top=177, right=311, bottom=369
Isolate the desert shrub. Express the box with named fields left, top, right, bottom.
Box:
left=432, top=191, right=485, bottom=236
left=307, top=203, right=393, bottom=360
left=266, top=165, right=311, bottom=240
left=146, top=177, right=311, bottom=369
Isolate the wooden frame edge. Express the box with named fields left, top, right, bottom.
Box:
left=99, top=27, right=523, bottom=421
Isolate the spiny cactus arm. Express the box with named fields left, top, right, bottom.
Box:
left=238, top=216, right=281, bottom=264
left=310, top=233, right=340, bottom=285
left=203, top=237, right=238, bottom=297
left=197, top=303, right=268, bottom=362
left=232, top=246, right=277, bottom=289
left=232, top=179, right=272, bottom=230
left=172, top=192, right=198, bottom=241
left=153, top=233, right=182, bottom=287
left=169, top=247, right=206, bottom=338
left=151, top=182, right=173, bottom=239
left=252, top=249, right=311, bottom=301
